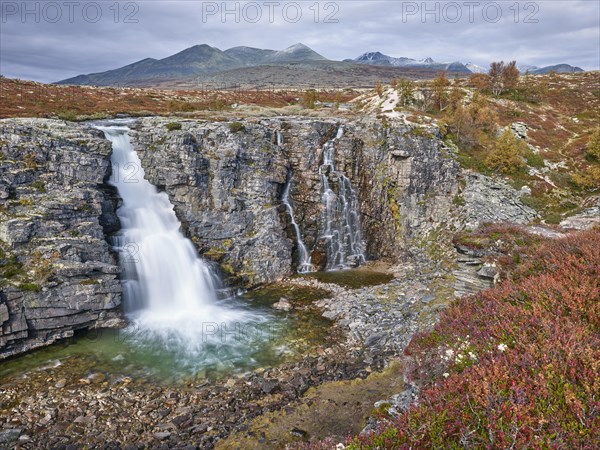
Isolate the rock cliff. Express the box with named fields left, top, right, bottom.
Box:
left=129, top=117, right=464, bottom=286
left=1, top=116, right=538, bottom=356
left=0, top=119, right=122, bottom=359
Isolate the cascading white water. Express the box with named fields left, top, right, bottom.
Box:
left=277, top=130, right=314, bottom=273
left=319, top=126, right=366, bottom=270
left=282, top=173, right=314, bottom=273
left=97, top=123, right=269, bottom=366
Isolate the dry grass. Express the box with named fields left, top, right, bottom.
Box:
left=0, top=77, right=360, bottom=120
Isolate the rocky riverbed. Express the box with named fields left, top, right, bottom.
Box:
left=0, top=255, right=495, bottom=449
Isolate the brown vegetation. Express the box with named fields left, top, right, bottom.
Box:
left=425, top=71, right=599, bottom=220
left=334, top=228, right=600, bottom=449
left=0, top=78, right=360, bottom=120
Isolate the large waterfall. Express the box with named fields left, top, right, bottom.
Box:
left=319, top=127, right=366, bottom=270
left=98, top=123, right=268, bottom=365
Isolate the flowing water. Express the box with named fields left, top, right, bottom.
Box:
left=93, top=123, right=280, bottom=374
left=282, top=172, right=314, bottom=273
left=0, top=122, right=360, bottom=383
left=278, top=129, right=315, bottom=273
left=319, top=127, right=366, bottom=270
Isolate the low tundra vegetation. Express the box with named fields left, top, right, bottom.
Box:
left=165, top=122, right=182, bottom=131
left=335, top=227, right=599, bottom=449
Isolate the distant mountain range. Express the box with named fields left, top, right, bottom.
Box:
left=349, top=51, right=584, bottom=75
left=347, top=51, right=472, bottom=73
left=57, top=43, right=585, bottom=87
left=58, top=43, right=327, bottom=86
left=527, top=64, right=585, bottom=75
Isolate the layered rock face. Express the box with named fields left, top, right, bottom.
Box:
left=0, top=116, right=538, bottom=357
left=461, top=173, right=538, bottom=229
left=0, top=119, right=122, bottom=358
left=130, top=117, right=462, bottom=285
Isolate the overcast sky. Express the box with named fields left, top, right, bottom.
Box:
left=1, top=0, right=598, bottom=82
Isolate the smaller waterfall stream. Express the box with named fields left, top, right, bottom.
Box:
left=282, top=173, right=314, bottom=273
left=319, top=127, right=366, bottom=270
left=277, top=130, right=315, bottom=273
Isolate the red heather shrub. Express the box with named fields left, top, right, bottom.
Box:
left=347, top=230, right=599, bottom=449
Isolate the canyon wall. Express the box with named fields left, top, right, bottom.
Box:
left=0, top=119, right=122, bottom=358
left=0, top=116, right=536, bottom=356
left=130, top=117, right=461, bottom=286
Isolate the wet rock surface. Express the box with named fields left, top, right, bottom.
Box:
left=296, top=264, right=455, bottom=356
left=0, top=119, right=122, bottom=359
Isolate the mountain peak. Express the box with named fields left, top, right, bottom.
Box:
left=226, top=45, right=267, bottom=51
left=465, top=62, right=487, bottom=74
left=352, top=51, right=470, bottom=72
left=190, top=44, right=214, bottom=50
left=170, top=44, right=218, bottom=56
left=157, top=44, right=233, bottom=67
left=354, top=52, right=390, bottom=62
left=273, top=43, right=327, bottom=61
left=284, top=43, right=310, bottom=52
left=530, top=64, right=583, bottom=74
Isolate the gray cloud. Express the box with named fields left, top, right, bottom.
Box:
left=1, top=0, right=598, bottom=83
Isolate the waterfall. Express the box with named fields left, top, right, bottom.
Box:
left=97, top=123, right=266, bottom=361
left=282, top=172, right=314, bottom=273
left=319, top=126, right=366, bottom=270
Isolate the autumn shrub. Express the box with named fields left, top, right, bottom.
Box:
left=229, top=121, right=246, bottom=133
left=571, top=128, right=600, bottom=190
left=485, top=128, right=528, bottom=174
left=165, top=122, right=181, bottom=131
left=396, top=78, right=415, bottom=107
left=573, top=166, right=600, bottom=190
left=374, top=81, right=383, bottom=97
left=344, top=230, right=600, bottom=449
left=445, top=93, right=498, bottom=151
left=586, top=127, right=600, bottom=161
left=571, top=127, right=600, bottom=191
left=469, top=73, right=490, bottom=91
left=57, top=110, right=78, bottom=121
left=523, top=148, right=545, bottom=168
left=489, top=60, right=520, bottom=96
left=431, top=71, right=450, bottom=111
left=303, top=90, right=318, bottom=109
